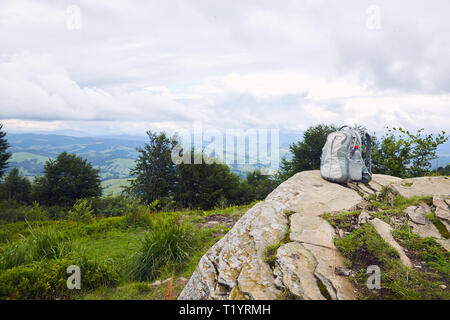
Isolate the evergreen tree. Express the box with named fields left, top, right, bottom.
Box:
left=33, top=152, right=102, bottom=206
left=0, top=168, right=31, bottom=203
left=127, top=131, right=178, bottom=204
left=0, top=123, right=12, bottom=179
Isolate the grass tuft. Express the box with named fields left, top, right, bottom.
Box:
left=128, top=213, right=203, bottom=281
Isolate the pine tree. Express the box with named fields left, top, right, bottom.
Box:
left=0, top=123, right=12, bottom=179
left=1, top=168, right=31, bottom=203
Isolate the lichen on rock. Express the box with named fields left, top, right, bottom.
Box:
left=178, top=171, right=450, bottom=300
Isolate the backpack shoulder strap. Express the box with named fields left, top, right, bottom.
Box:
left=364, top=132, right=372, bottom=174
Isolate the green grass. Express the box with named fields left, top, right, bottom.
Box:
left=393, top=224, right=450, bottom=277
left=323, top=210, right=361, bottom=231
left=331, top=192, right=450, bottom=300
left=264, top=214, right=291, bottom=270
left=101, top=178, right=131, bottom=196
left=80, top=282, right=163, bottom=300
left=392, top=195, right=433, bottom=208
left=0, top=201, right=271, bottom=300
left=10, top=152, right=51, bottom=164
left=425, top=212, right=450, bottom=239
left=128, top=213, right=205, bottom=281
left=334, top=224, right=449, bottom=300
left=77, top=229, right=145, bottom=274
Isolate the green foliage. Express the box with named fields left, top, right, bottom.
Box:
left=127, top=131, right=178, bottom=204
left=176, top=151, right=243, bottom=209
left=322, top=210, right=361, bottom=231
left=264, top=224, right=291, bottom=269
left=241, top=170, right=279, bottom=202
left=0, top=168, right=31, bottom=203
left=393, top=224, right=450, bottom=277
left=0, top=257, right=119, bottom=300
left=372, top=127, right=448, bottom=178
left=425, top=212, right=450, bottom=239
left=436, top=164, right=450, bottom=176
left=335, top=223, right=449, bottom=299
left=0, top=124, right=11, bottom=179
left=0, top=241, right=28, bottom=271
left=0, top=202, right=250, bottom=299
left=393, top=195, right=433, bottom=208
left=0, top=200, right=27, bottom=222
left=126, top=131, right=277, bottom=210
left=123, top=201, right=152, bottom=227
left=32, top=152, right=102, bottom=206
left=335, top=224, right=400, bottom=267
left=67, top=199, right=95, bottom=223
left=27, top=225, right=77, bottom=261
left=25, top=201, right=48, bottom=221
left=278, top=124, right=338, bottom=181
left=128, top=213, right=202, bottom=281
left=264, top=243, right=282, bottom=269
left=0, top=225, right=77, bottom=270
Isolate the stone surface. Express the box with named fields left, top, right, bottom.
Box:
left=390, top=176, right=450, bottom=198
left=433, top=195, right=450, bottom=222
left=370, top=218, right=412, bottom=268
left=358, top=211, right=371, bottom=225
left=408, top=220, right=450, bottom=251
left=405, top=205, right=429, bottom=225
left=273, top=242, right=325, bottom=300
left=335, top=266, right=352, bottom=277
left=289, top=214, right=354, bottom=300
left=178, top=171, right=448, bottom=300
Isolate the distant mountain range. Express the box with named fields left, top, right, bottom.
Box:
left=4, top=132, right=449, bottom=195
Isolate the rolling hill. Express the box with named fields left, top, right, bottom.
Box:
left=4, top=132, right=449, bottom=195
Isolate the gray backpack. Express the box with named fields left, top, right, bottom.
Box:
left=320, top=126, right=372, bottom=183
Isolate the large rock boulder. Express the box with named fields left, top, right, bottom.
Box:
left=391, top=176, right=450, bottom=198
left=178, top=171, right=450, bottom=300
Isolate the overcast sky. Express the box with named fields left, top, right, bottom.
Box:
left=0, top=0, right=449, bottom=136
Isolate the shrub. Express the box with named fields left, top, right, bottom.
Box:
left=45, top=205, right=69, bottom=220
left=0, top=257, right=119, bottom=299
left=128, top=214, right=202, bottom=281
left=0, top=241, right=28, bottom=271
left=67, top=199, right=94, bottom=223
left=0, top=225, right=78, bottom=270
left=25, top=202, right=48, bottom=221
left=88, top=195, right=131, bottom=217
left=0, top=200, right=27, bottom=222
left=27, top=226, right=77, bottom=261
left=123, top=201, right=151, bottom=227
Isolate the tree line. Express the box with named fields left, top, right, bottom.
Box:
left=277, top=124, right=448, bottom=180
left=0, top=126, right=277, bottom=209
left=0, top=123, right=448, bottom=211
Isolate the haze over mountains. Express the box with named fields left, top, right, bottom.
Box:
left=5, top=131, right=450, bottom=195
left=5, top=131, right=300, bottom=194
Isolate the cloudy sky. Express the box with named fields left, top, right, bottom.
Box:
left=0, top=0, right=449, bottom=137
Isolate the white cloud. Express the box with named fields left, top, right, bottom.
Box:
left=0, top=0, right=449, bottom=136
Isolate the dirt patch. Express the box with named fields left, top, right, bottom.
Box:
left=199, top=214, right=241, bottom=229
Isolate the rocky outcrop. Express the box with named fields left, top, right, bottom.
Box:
left=434, top=195, right=450, bottom=224
left=178, top=171, right=450, bottom=300
left=369, top=218, right=412, bottom=268
left=391, top=176, right=450, bottom=198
